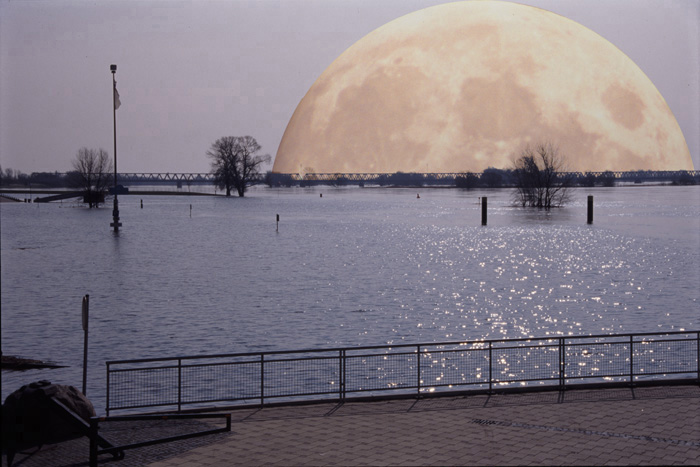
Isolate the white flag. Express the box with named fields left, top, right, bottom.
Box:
left=114, top=83, right=121, bottom=110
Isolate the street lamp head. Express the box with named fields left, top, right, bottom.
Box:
left=110, top=64, right=117, bottom=73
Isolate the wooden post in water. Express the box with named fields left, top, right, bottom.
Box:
left=481, top=197, right=487, bottom=226
left=587, top=195, right=593, bottom=224
left=276, top=214, right=279, bottom=232
left=81, top=294, right=89, bottom=396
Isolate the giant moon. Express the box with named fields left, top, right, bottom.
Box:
left=273, top=1, right=693, bottom=174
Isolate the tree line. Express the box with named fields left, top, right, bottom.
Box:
left=2, top=138, right=697, bottom=209
left=1, top=148, right=113, bottom=208
left=0, top=135, right=271, bottom=206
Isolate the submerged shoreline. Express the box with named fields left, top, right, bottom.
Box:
left=1, top=355, right=67, bottom=371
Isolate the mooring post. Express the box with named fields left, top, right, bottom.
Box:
left=481, top=196, right=487, bottom=226
left=82, top=294, right=89, bottom=396
left=111, top=196, right=121, bottom=232
left=587, top=195, right=593, bottom=224
left=140, top=199, right=143, bottom=209
left=276, top=214, right=279, bottom=232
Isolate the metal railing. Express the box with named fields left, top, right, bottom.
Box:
left=89, top=413, right=231, bottom=467
left=106, top=331, right=699, bottom=415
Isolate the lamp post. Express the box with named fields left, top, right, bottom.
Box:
left=110, top=64, right=121, bottom=232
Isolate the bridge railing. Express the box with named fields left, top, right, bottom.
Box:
left=105, top=331, right=699, bottom=415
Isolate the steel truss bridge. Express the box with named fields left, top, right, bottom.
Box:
left=20, top=170, right=699, bottom=188
left=111, top=170, right=698, bottom=186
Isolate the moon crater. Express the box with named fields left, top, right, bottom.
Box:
left=602, top=83, right=646, bottom=131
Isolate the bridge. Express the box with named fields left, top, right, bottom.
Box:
left=268, top=170, right=699, bottom=184
left=114, top=170, right=699, bottom=187
left=9, top=170, right=700, bottom=190
left=93, top=170, right=700, bottom=184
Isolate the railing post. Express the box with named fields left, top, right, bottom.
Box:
left=89, top=417, right=99, bottom=467
left=488, top=341, right=493, bottom=393
left=260, top=354, right=265, bottom=407
left=339, top=350, right=346, bottom=402
left=629, top=335, right=634, bottom=385
left=178, top=359, right=182, bottom=412
left=105, top=363, right=110, bottom=416
left=559, top=338, right=564, bottom=390
left=417, top=345, right=421, bottom=396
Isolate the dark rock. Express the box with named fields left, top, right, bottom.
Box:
left=1, top=380, right=96, bottom=457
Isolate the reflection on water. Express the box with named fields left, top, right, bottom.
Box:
left=1, top=186, right=698, bottom=411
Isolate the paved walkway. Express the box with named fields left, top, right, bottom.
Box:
left=4, top=384, right=700, bottom=466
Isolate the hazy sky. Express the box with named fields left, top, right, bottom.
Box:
left=1, top=0, right=698, bottom=174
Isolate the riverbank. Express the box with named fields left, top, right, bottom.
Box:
left=1, top=355, right=66, bottom=371
left=0, top=188, right=218, bottom=197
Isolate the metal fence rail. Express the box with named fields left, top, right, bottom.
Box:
left=106, top=331, right=699, bottom=415
left=89, top=412, right=231, bottom=467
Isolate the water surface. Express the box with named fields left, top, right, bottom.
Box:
left=2, top=185, right=698, bottom=411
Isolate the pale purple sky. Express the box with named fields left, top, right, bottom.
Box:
left=1, top=0, right=698, bottom=174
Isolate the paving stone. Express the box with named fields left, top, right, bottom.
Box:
left=3, top=384, right=699, bottom=466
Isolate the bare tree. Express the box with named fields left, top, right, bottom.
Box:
left=68, top=147, right=113, bottom=208
left=512, top=143, right=573, bottom=209
left=207, top=136, right=270, bottom=197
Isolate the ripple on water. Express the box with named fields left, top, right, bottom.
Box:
left=1, top=187, right=698, bottom=411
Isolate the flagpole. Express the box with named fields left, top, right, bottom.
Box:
left=110, top=64, right=121, bottom=232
